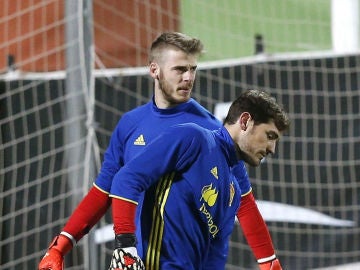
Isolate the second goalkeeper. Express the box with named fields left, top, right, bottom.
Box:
left=108, top=90, right=289, bottom=269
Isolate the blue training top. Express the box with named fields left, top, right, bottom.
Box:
left=110, top=123, right=242, bottom=270
left=94, top=97, right=252, bottom=269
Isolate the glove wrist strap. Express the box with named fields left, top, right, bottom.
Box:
left=115, top=233, right=137, bottom=248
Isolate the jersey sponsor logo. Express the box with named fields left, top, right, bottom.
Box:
left=134, top=134, right=146, bottom=145
left=201, top=183, right=218, bottom=207
left=211, top=166, right=218, bottom=179
left=200, top=184, right=219, bottom=238
left=199, top=203, right=219, bottom=238
left=229, top=182, right=235, bottom=206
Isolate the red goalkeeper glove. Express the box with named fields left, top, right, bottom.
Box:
left=258, top=258, right=282, bottom=270
left=108, top=234, right=144, bottom=270
left=38, top=234, right=74, bottom=270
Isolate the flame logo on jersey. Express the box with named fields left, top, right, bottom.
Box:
left=201, top=183, right=218, bottom=207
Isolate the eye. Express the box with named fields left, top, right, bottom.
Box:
left=267, top=131, right=278, bottom=140
left=173, top=66, right=197, bottom=73
left=174, top=67, right=188, bottom=74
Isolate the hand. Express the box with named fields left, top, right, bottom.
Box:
left=108, top=234, right=144, bottom=270
left=38, top=234, right=73, bottom=270
left=258, top=258, right=282, bottom=270
left=108, top=247, right=145, bottom=270
left=38, top=248, right=64, bottom=270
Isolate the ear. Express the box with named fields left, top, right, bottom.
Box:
left=239, top=112, right=251, bottom=130
left=149, top=62, right=159, bottom=79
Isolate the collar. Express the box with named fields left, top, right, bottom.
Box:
left=151, top=97, right=194, bottom=116
left=216, top=126, right=239, bottom=167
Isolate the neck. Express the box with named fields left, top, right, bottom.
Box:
left=224, top=124, right=243, bottom=160
left=233, top=143, right=244, bottom=160
left=154, top=95, right=176, bottom=109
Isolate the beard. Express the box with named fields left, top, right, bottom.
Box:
left=158, top=73, right=192, bottom=105
left=234, top=144, right=261, bottom=167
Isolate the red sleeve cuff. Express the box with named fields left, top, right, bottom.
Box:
left=237, top=192, right=275, bottom=260
left=63, top=186, right=111, bottom=241
left=112, top=197, right=137, bottom=234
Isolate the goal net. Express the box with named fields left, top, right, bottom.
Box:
left=1, top=1, right=360, bottom=270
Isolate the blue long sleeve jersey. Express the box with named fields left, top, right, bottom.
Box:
left=94, top=98, right=251, bottom=269
left=110, top=123, right=242, bottom=270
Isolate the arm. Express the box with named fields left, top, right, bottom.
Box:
left=107, top=198, right=144, bottom=270
left=108, top=124, right=202, bottom=269
left=38, top=186, right=111, bottom=270
left=39, top=119, right=125, bottom=270
left=232, top=162, right=282, bottom=269
left=63, top=186, right=111, bottom=241
left=108, top=139, right=183, bottom=269
left=237, top=192, right=282, bottom=270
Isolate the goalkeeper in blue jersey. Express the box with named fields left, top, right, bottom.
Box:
left=39, top=32, right=287, bottom=270
left=108, top=89, right=290, bottom=270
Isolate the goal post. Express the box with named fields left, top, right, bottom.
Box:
left=64, top=1, right=99, bottom=269
left=331, top=0, right=360, bottom=53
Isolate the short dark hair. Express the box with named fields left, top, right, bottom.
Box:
left=224, top=89, right=290, bottom=132
left=149, top=32, right=204, bottom=63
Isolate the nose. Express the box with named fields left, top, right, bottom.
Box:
left=183, top=69, right=195, bottom=81
left=267, top=141, right=276, bottom=155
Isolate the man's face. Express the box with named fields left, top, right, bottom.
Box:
left=154, top=48, right=198, bottom=106
left=236, top=120, right=282, bottom=167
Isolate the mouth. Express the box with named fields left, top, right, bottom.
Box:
left=178, top=86, right=191, bottom=90
left=178, top=84, right=192, bottom=90
left=178, top=88, right=192, bottom=95
left=258, top=152, right=266, bottom=160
